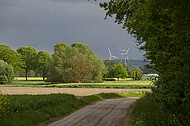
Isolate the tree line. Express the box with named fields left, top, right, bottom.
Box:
left=0, top=43, right=145, bottom=84
left=0, top=44, right=52, bottom=82
left=0, top=43, right=107, bottom=83
left=104, top=60, right=143, bottom=81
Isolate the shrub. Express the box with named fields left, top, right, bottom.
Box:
left=0, top=90, right=10, bottom=118
left=0, top=60, right=14, bottom=84
left=131, top=71, right=142, bottom=80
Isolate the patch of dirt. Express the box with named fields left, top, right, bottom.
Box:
left=0, top=87, right=150, bottom=96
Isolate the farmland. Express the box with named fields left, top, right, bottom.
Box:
left=0, top=77, right=151, bottom=125
left=0, top=77, right=153, bottom=89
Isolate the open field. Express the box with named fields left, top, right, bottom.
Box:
left=0, top=87, right=150, bottom=96
left=0, top=77, right=153, bottom=89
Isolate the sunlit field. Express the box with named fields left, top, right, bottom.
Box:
left=0, top=77, right=153, bottom=89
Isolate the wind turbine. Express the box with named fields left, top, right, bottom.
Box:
left=124, top=48, right=130, bottom=65
left=108, top=48, right=119, bottom=60
left=118, top=46, right=126, bottom=62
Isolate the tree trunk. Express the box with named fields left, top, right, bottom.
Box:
left=117, top=77, right=119, bottom=81
left=43, top=70, right=45, bottom=81
left=26, top=69, right=28, bottom=81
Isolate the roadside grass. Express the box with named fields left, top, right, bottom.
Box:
left=129, top=94, right=187, bottom=126
left=0, top=77, right=153, bottom=89
left=0, top=93, right=125, bottom=126
left=120, top=90, right=149, bottom=97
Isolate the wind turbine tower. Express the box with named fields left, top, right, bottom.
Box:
left=118, top=46, right=126, bottom=62
left=124, top=48, right=130, bottom=65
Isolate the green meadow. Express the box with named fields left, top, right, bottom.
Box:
left=0, top=77, right=153, bottom=89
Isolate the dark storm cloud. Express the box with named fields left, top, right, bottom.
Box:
left=0, top=0, right=145, bottom=60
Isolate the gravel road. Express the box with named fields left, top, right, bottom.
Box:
left=0, top=87, right=150, bottom=96
left=48, top=97, right=139, bottom=126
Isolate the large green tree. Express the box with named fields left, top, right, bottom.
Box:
left=47, top=43, right=106, bottom=83
left=0, top=44, right=23, bottom=72
left=109, top=62, right=128, bottom=81
left=63, top=56, right=94, bottom=83
left=100, top=0, right=190, bottom=123
left=17, top=46, right=38, bottom=81
left=37, top=51, right=52, bottom=81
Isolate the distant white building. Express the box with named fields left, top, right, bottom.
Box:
left=142, top=74, right=159, bottom=80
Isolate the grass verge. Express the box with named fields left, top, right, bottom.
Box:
left=130, top=94, right=189, bottom=126
left=0, top=93, right=124, bottom=126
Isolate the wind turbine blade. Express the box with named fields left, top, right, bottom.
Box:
left=108, top=48, right=112, bottom=56
left=125, top=48, right=129, bottom=54
left=113, top=56, right=119, bottom=59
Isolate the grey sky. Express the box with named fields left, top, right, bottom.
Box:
left=0, top=0, right=145, bottom=60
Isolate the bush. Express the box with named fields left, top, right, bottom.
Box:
left=131, top=94, right=189, bottom=126
left=0, top=90, right=10, bottom=118
left=131, top=71, right=142, bottom=80
left=0, top=60, right=14, bottom=84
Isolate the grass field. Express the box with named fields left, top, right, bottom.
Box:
left=0, top=77, right=153, bottom=89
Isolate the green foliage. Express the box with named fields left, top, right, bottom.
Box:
left=100, top=0, right=190, bottom=119
left=17, top=46, right=38, bottom=81
left=109, top=62, right=128, bottom=81
left=37, top=51, right=52, bottom=80
left=47, top=43, right=106, bottom=83
left=0, top=60, right=14, bottom=84
left=130, top=71, right=142, bottom=80
left=130, top=66, right=143, bottom=75
left=54, top=43, right=67, bottom=52
left=0, top=44, right=23, bottom=72
left=104, top=60, right=129, bottom=71
left=0, top=90, right=10, bottom=118
left=63, top=56, right=94, bottom=83
left=131, top=94, right=189, bottom=126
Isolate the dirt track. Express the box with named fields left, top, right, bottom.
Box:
left=0, top=87, right=150, bottom=96
left=48, top=97, right=139, bottom=126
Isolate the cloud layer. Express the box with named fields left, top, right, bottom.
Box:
left=0, top=0, right=145, bottom=60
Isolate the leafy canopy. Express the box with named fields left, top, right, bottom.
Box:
left=37, top=51, right=52, bottom=80
left=17, top=46, right=38, bottom=81
left=0, top=44, right=23, bottom=72
left=47, top=43, right=106, bottom=83
left=100, top=0, right=190, bottom=122
left=109, top=62, right=128, bottom=81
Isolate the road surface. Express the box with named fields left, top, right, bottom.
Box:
left=48, top=97, right=139, bottom=126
